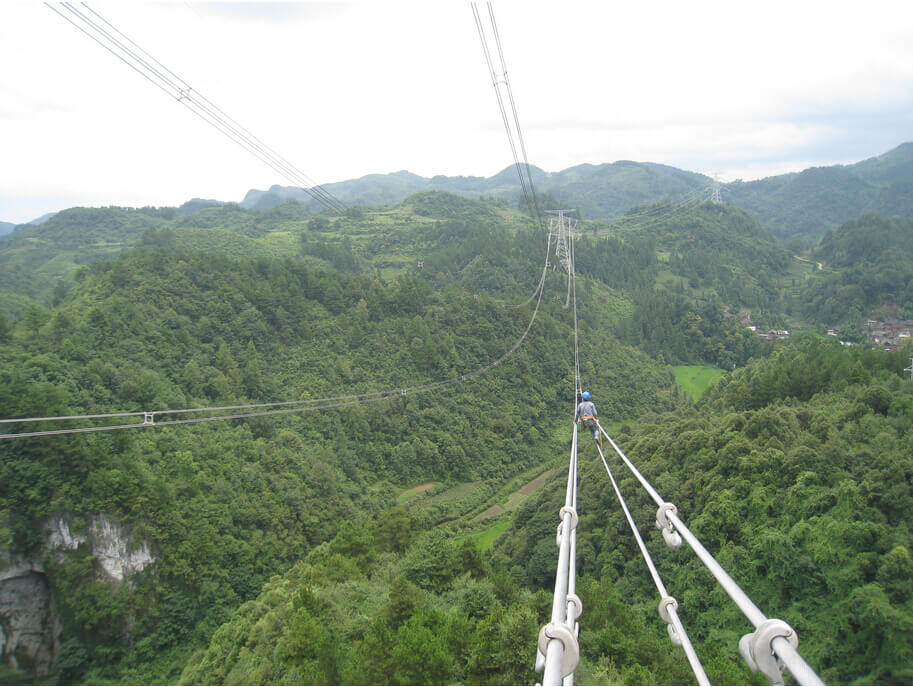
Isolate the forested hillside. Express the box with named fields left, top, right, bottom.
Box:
left=497, top=337, right=913, bottom=685
left=0, top=195, right=689, bottom=684
left=724, top=143, right=913, bottom=244
left=2, top=186, right=912, bottom=685
left=799, top=215, right=913, bottom=326
left=176, top=337, right=913, bottom=686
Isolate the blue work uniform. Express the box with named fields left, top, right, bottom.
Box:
left=575, top=400, right=599, bottom=439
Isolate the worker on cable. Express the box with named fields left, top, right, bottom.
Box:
left=575, top=391, right=601, bottom=446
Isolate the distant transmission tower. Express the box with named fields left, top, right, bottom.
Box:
left=711, top=174, right=723, bottom=204
left=547, top=209, right=577, bottom=308
left=904, top=357, right=913, bottom=381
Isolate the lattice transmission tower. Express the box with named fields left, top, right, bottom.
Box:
left=548, top=209, right=577, bottom=308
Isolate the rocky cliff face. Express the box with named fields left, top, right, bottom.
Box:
left=0, top=559, right=60, bottom=676
left=0, top=514, right=156, bottom=677
left=47, top=515, right=155, bottom=583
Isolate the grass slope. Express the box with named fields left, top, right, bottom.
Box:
left=673, top=364, right=725, bottom=401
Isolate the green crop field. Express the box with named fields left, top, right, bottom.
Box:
left=674, top=364, right=725, bottom=401
left=468, top=518, right=512, bottom=551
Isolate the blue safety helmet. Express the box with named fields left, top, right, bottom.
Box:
left=581, top=391, right=591, bottom=400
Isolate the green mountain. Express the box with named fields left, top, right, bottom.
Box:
left=179, top=337, right=913, bottom=686
left=0, top=207, right=172, bottom=322
left=240, top=144, right=913, bottom=247
left=241, top=161, right=709, bottom=223
left=0, top=193, right=694, bottom=684
left=725, top=143, right=913, bottom=244
left=2, top=181, right=912, bottom=684
left=499, top=336, right=913, bottom=685
left=798, top=214, right=913, bottom=326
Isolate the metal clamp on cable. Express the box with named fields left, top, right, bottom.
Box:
left=658, top=596, right=683, bottom=647
left=655, top=502, right=682, bottom=548
left=537, top=623, right=580, bottom=678
left=560, top=505, right=579, bottom=530
left=739, top=619, right=798, bottom=685
left=658, top=596, right=678, bottom=623
left=556, top=506, right=579, bottom=546
left=567, top=593, right=583, bottom=621
left=143, top=412, right=155, bottom=426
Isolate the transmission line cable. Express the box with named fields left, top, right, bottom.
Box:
left=538, top=422, right=581, bottom=685
left=537, top=213, right=586, bottom=685
left=486, top=3, right=544, bottom=224
left=591, top=182, right=713, bottom=237
left=593, top=435, right=709, bottom=685
left=570, top=229, right=581, bottom=397
left=597, top=425, right=825, bottom=686
left=58, top=2, right=346, bottom=213
left=471, top=2, right=545, bottom=232
left=47, top=2, right=346, bottom=213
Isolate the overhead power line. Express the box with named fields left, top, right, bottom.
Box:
left=590, top=181, right=715, bottom=237
left=471, top=2, right=545, bottom=231
left=46, top=2, right=347, bottom=213
left=594, top=436, right=709, bottom=685
left=597, top=425, right=826, bottom=686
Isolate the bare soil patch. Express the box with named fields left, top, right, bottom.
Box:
left=519, top=473, right=549, bottom=495
left=475, top=505, right=506, bottom=520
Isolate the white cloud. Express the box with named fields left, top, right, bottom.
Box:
left=0, top=0, right=911, bottom=222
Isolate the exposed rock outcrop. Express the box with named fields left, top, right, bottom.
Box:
left=0, top=513, right=156, bottom=677
left=47, top=514, right=155, bottom=582
left=0, top=560, right=60, bottom=677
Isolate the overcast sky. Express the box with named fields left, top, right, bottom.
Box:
left=1, top=1, right=912, bottom=224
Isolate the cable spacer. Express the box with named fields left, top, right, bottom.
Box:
left=537, top=622, right=580, bottom=678
left=656, top=502, right=682, bottom=548
left=657, top=596, right=678, bottom=624
left=655, top=502, right=677, bottom=531
left=739, top=619, right=798, bottom=684
left=143, top=412, right=155, bottom=426
left=559, top=505, right=579, bottom=531
left=566, top=593, right=583, bottom=621
left=661, top=527, right=682, bottom=549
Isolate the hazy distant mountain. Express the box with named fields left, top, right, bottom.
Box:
left=28, top=212, right=57, bottom=226
left=724, top=143, right=913, bottom=243
left=241, top=161, right=709, bottom=221
left=0, top=212, right=56, bottom=237
left=241, top=143, right=913, bottom=245
left=176, top=198, right=227, bottom=216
